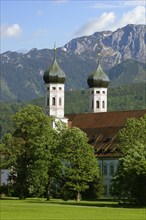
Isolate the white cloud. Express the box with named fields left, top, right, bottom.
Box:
left=53, top=0, right=68, bottom=4
left=74, top=5, right=145, bottom=37
left=74, top=12, right=116, bottom=36
left=91, top=0, right=145, bottom=9
left=91, top=2, right=122, bottom=9
left=118, top=6, right=145, bottom=26
left=1, top=24, right=22, bottom=38
left=123, top=0, right=145, bottom=7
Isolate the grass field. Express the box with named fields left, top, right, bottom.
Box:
left=0, top=198, right=146, bottom=220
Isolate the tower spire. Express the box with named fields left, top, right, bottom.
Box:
left=97, top=50, right=101, bottom=66
left=54, top=42, right=56, bottom=59
left=87, top=52, right=110, bottom=113
left=43, top=43, right=67, bottom=122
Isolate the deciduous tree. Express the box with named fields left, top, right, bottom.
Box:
left=60, top=127, right=99, bottom=201
left=112, top=115, right=146, bottom=205
left=1, top=105, right=56, bottom=199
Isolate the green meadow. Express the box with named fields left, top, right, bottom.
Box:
left=0, top=198, right=145, bottom=220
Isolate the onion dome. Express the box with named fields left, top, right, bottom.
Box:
left=43, top=47, right=66, bottom=84
left=87, top=54, right=109, bottom=88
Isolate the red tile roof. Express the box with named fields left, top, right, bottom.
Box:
left=65, top=109, right=146, bottom=158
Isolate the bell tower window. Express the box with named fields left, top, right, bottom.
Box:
left=59, top=97, right=62, bottom=106
left=52, top=97, right=56, bottom=106
left=96, top=101, right=99, bottom=108
left=102, top=101, right=105, bottom=109
left=47, top=98, right=49, bottom=106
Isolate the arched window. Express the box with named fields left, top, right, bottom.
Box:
left=47, top=98, right=49, bottom=106
left=102, top=101, right=105, bottom=109
left=59, top=97, right=62, bottom=106
left=52, top=97, right=56, bottom=106
left=96, top=101, right=99, bottom=108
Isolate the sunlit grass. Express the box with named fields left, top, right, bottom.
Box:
left=1, top=198, right=146, bottom=220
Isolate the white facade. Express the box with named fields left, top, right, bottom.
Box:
left=45, top=82, right=68, bottom=127
left=89, top=87, right=108, bottom=113
left=45, top=83, right=65, bottom=118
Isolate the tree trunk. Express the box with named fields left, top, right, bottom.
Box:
left=77, top=191, right=81, bottom=202
left=45, top=176, right=50, bottom=201
left=46, top=184, right=50, bottom=201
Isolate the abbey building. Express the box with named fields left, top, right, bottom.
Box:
left=1, top=49, right=145, bottom=197
left=43, top=49, right=146, bottom=197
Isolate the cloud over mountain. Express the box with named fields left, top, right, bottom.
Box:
left=118, top=6, right=145, bottom=27
left=74, top=12, right=115, bottom=36
left=74, top=5, right=145, bottom=37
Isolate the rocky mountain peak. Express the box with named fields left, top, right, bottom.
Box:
left=1, top=24, right=146, bottom=101
left=63, top=24, right=146, bottom=66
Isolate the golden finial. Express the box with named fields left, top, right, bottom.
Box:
left=54, top=42, right=56, bottom=51
left=97, top=51, right=101, bottom=64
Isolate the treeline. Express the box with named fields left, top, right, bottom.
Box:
left=29, top=82, right=146, bottom=113
left=65, top=82, right=146, bottom=113
left=108, top=82, right=146, bottom=111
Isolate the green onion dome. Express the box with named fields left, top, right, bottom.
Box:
left=43, top=48, right=66, bottom=84
left=87, top=55, right=109, bottom=88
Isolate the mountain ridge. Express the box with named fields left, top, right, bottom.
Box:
left=1, top=24, right=146, bottom=101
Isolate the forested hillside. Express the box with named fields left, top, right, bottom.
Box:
left=1, top=24, right=146, bottom=101
left=1, top=82, right=145, bottom=138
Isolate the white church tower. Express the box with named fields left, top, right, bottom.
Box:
left=43, top=47, right=68, bottom=126
left=87, top=54, right=109, bottom=113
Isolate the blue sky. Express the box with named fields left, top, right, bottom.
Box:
left=1, top=0, right=145, bottom=53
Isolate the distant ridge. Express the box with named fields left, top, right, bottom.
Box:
left=1, top=24, right=146, bottom=101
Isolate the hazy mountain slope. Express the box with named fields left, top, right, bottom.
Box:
left=108, top=60, right=146, bottom=87
left=1, top=24, right=146, bottom=101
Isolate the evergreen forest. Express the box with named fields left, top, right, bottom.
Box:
left=0, top=82, right=146, bottom=138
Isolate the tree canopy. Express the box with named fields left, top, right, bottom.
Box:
left=60, top=127, right=99, bottom=201
left=1, top=105, right=56, bottom=198
left=112, top=115, right=146, bottom=205
left=1, top=105, right=100, bottom=201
